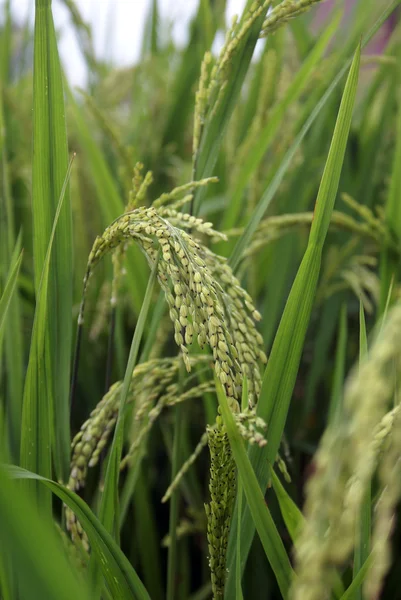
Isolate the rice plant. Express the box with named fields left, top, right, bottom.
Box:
left=1, top=0, right=401, bottom=598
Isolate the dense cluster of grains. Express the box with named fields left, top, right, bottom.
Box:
left=82, top=205, right=266, bottom=403
left=235, top=408, right=267, bottom=447
left=365, top=404, right=401, bottom=599
left=66, top=358, right=177, bottom=548
left=66, top=356, right=212, bottom=548
left=162, top=405, right=268, bottom=504
left=291, top=305, right=401, bottom=600
left=205, top=408, right=238, bottom=600
left=260, top=0, right=325, bottom=37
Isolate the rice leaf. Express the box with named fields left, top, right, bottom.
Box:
left=0, top=465, right=90, bottom=600
left=270, top=468, right=303, bottom=543
left=0, top=248, right=23, bottom=359
left=31, top=0, right=73, bottom=481
left=340, top=556, right=373, bottom=600
left=0, top=57, right=24, bottom=459
left=7, top=465, right=150, bottom=600
left=216, top=380, right=294, bottom=598
left=20, top=157, right=73, bottom=511
left=225, top=43, right=361, bottom=595
left=90, top=257, right=159, bottom=592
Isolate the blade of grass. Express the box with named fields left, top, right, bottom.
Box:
left=90, top=256, right=159, bottom=593
left=216, top=379, right=294, bottom=598
left=0, top=241, right=23, bottom=469
left=31, top=0, right=73, bottom=481
left=7, top=465, right=151, bottom=600
left=270, top=468, right=303, bottom=542
left=341, top=556, right=373, bottom=600
left=225, top=43, right=361, bottom=596
left=0, top=248, right=23, bottom=358
left=20, top=156, right=74, bottom=511
left=119, top=290, right=167, bottom=527
left=0, top=465, right=90, bottom=600
left=0, top=71, right=24, bottom=460
left=141, top=0, right=159, bottom=57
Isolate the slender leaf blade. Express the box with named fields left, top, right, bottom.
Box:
left=31, top=0, right=72, bottom=480
left=216, top=380, right=294, bottom=598
left=0, top=465, right=90, bottom=600
left=7, top=466, right=151, bottom=600
left=226, top=43, right=361, bottom=595
left=0, top=250, right=23, bottom=355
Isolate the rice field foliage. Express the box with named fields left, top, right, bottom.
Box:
left=1, top=0, right=401, bottom=598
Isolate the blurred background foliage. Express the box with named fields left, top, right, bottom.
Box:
left=1, top=0, right=401, bottom=598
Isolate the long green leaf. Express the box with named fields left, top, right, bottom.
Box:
left=0, top=249, right=23, bottom=357
left=20, top=158, right=73, bottom=511
left=7, top=465, right=151, bottom=600
left=340, top=556, right=373, bottom=600
left=98, top=255, right=159, bottom=536
left=0, top=465, right=90, bottom=600
left=31, top=0, right=72, bottom=481
left=0, top=67, right=24, bottom=460
left=216, top=380, right=294, bottom=598
left=225, top=43, right=361, bottom=596
left=270, top=468, right=303, bottom=543
left=90, top=257, right=159, bottom=593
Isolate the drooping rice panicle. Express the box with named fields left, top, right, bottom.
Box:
left=81, top=205, right=266, bottom=402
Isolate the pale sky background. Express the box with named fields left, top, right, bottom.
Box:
left=4, top=0, right=248, bottom=86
